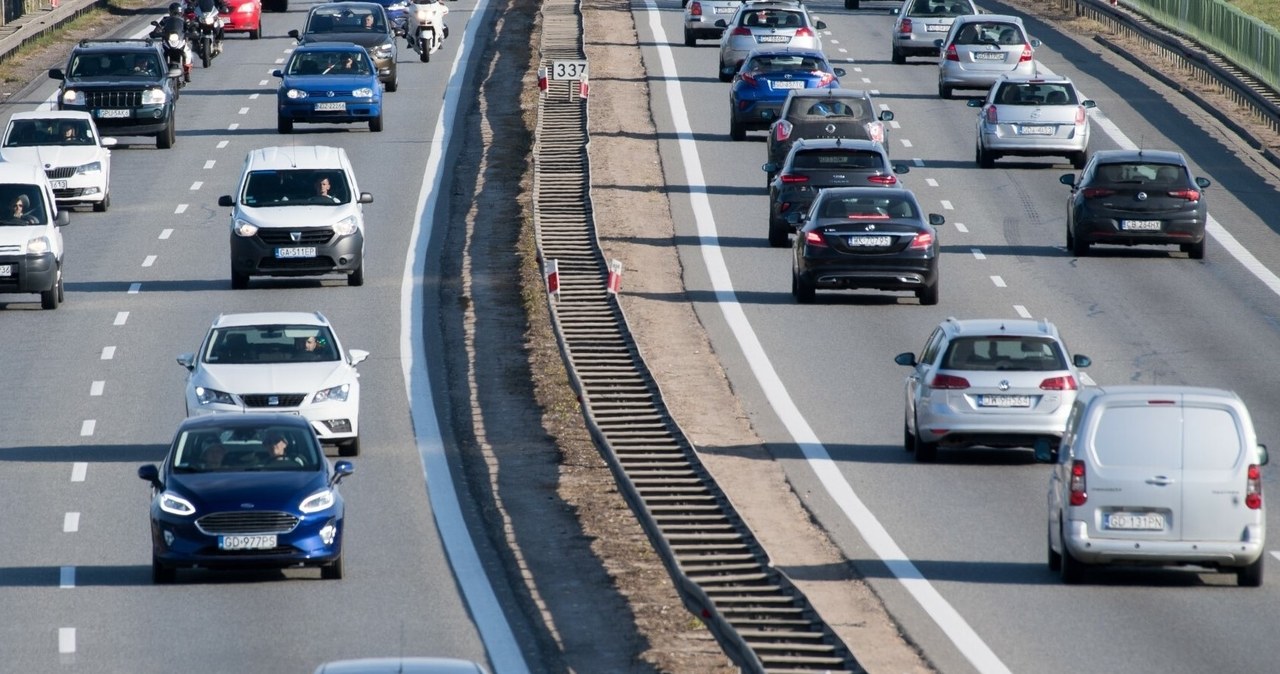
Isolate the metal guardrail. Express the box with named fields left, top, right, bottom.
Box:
left=1122, top=0, right=1280, bottom=95
left=529, top=0, right=865, bottom=671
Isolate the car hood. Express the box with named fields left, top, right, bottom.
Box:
left=0, top=223, right=46, bottom=248
left=195, top=362, right=353, bottom=394
left=237, top=202, right=362, bottom=228
left=166, top=470, right=330, bottom=511
left=1, top=145, right=103, bottom=169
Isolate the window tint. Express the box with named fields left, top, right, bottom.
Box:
left=1182, top=407, right=1243, bottom=471
left=741, top=9, right=804, bottom=28
left=242, top=169, right=352, bottom=206
left=173, top=426, right=322, bottom=472
left=792, top=150, right=883, bottom=170
left=819, top=194, right=917, bottom=219
left=912, top=0, right=973, bottom=16
left=204, top=325, right=341, bottom=364
left=798, top=98, right=872, bottom=119
left=919, top=327, right=945, bottom=366
left=1094, top=162, right=1186, bottom=185
left=995, top=83, right=1076, bottom=106
left=747, top=54, right=826, bottom=72
left=955, top=22, right=1022, bottom=45
left=941, top=336, right=1066, bottom=371
left=1091, top=405, right=1182, bottom=469
left=0, top=184, right=48, bottom=225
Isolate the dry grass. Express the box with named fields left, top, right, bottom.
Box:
left=1227, top=1, right=1280, bottom=30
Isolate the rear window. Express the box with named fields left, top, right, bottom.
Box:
left=818, top=193, right=917, bottom=219
left=911, top=0, right=974, bottom=16
left=793, top=150, right=883, bottom=170
left=940, top=336, right=1066, bottom=371
left=1092, top=405, right=1182, bottom=468
left=740, top=9, right=804, bottom=28
left=797, top=98, right=873, bottom=120
left=1183, top=406, right=1243, bottom=471
left=954, top=22, right=1024, bottom=46
left=746, top=54, right=826, bottom=72
left=1093, top=162, right=1186, bottom=186
left=994, top=82, right=1076, bottom=106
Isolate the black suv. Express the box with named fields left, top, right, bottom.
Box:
left=765, top=88, right=894, bottom=184
left=48, top=39, right=178, bottom=149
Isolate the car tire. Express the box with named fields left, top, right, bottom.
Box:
left=40, top=267, right=61, bottom=310
left=152, top=556, right=176, bottom=584
left=231, top=270, right=250, bottom=290
left=1070, top=230, right=1090, bottom=257
left=903, top=422, right=915, bottom=452
left=1047, top=531, right=1062, bottom=571
left=845, top=0, right=859, bottom=8
left=916, top=280, right=939, bottom=306
left=718, top=67, right=733, bottom=83
left=1071, top=151, right=1087, bottom=170
left=321, top=553, right=344, bottom=580
left=937, top=82, right=952, bottom=99
left=93, top=192, right=110, bottom=213
left=339, top=437, right=360, bottom=457
left=768, top=222, right=790, bottom=248
left=891, top=46, right=905, bottom=65
left=370, top=114, right=384, bottom=133
left=57, top=272, right=65, bottom=302
left=684, top=27, right=696, bottom=47
left=348, top=262, right=365, bottom=286
left=1059, top=522, right=1086, bottom=584
left=729, top=115, right=746, bottom=141
left=791, top=271, right=815, bottom=303
left=1184, top=239, right=1205, bottom=260
left=278, top=117, right=292, bottom=134
left=156, top=119, right=175, bottom=149
left=976, top=143, right=993, bottom=169
left=250, top=27, right=260, bottom=40
left=1237, top=556, right=1264, bottom=587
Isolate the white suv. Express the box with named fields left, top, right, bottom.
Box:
left=178, top=311, right=369, bottom=456
left=217, top=146, right=370, bottom=289
left=0, top=161, right=71, bottom=309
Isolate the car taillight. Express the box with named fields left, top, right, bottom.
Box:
left=731, top=26, right=752, bottom=36
left=803, top=230, right=827, bottom=247
left=867, top=121, right=884, bottom=143
left=795, top=27, right=814, bottom=38
left=779, top=202, right=792, bottom=212
left=1069, top=460, right=1087, bottom=506
left=909, top=231, right=933, bottom=250
left=774, top=120, right=792, bottom=142
left=1081, top=187, right=1114, bottom=199
left=985, top=105, right=998, bottom=124
left=780, top=173, right=808, bottom=183
left=740, top=73, right=757, bottom=87
left=690, top=1, right=703, bottom=15
left=1075, top=105, right=1086, bottom=125
left=813, top=72, right=834, bottom=87
left=1019, top=44, right=1033, bottom=62
left=944, top=44, right=958, bottom=61
left=929, top=373, right=969, bottom=389
left=867, top=174, right=897, bottom=185
left=1168, top=188, right=1200, bottom=201
left=898, top=18, right=912, bottom=34
left=1039, top=375, right=1078, bottom=391
left=1247, top=464, right=1263, bottom=510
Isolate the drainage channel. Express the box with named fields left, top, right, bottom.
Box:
left=531, top=0, right=863, bottom=672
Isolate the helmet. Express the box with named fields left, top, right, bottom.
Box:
left=168, top=2, right=181, bottom=15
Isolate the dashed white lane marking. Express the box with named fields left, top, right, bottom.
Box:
left=249, top=93, right=260, bottom=100
left=142, top=256, right=156, bottom=267
left=203, top=160, right=216, bottom=169
left=217, top=140, right=229, bottom=149
left=971, top=248, right=985, bottom=260
left=838, top=48, right=848, bottom=53
left=889, top=120, right=901, bottom=129
left=58, top=628, right=75, bottom=654
left=113, top=311, right=128, bottom=326
left=879, top=103, right=890, bottom=110
left=265, top=68, right=276, bottom=74
left=829, top=39, right=839, bottom=44
left=912, top=157, right=924, bottom=167
left=870, top=89, right=880, bottom=95
left=174, top=204, right=188, bottom=214
left=258, top=79, right=268, bottom=86
left=79, top=421, right=94, bottom=437
left=70, top=463, right=87, bottom=482
left=274, top=58, right=284, bottom=64
left=954, top=222, right=969, bottom=233
left=127, top=283, right=141, bottom=294
left=1270, top=550, right=1280, bottom=562
left=861, top=77, right=871, bottom=84
left=63, top=513, right=80, bottom=532
left=900, top=138, right=912, bottom=148
left=159, top=229, right=173, bottom=240
left=89, top=381, right=104, bottom=396
left=1081, top=372, right=1097, bottom=386
left=237, top=107, right=249, bottom=115
left=940, top=200, right=954, bottom=210
left=1014, top=304, right=1032, bottom=319
left=190, top=182, right=202, bottom=190
left=991, top=275, right=1007, bottom=288
left=926, top=178, right=938, bottom=187
left=228, top=123, right=239, bottom=131
left=60, top=567, right=75, bottom=589
left=853, top=66, right=863, bottom=72
left=100, top=346, right=115, bottom=360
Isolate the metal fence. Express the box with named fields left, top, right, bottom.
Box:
left=1123, top=0, right=1280, bottom=93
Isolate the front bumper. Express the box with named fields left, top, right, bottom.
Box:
left=0, top=252, right=57, bottom=293
left=230, top=229, right=364, bottom=279
left=186, top=400, right=359, bottom=443
left=278, top=99, right=381, bottom=125
left=50, top=174, right=108, bottom=205
left=61, top=104, right=172, bottom=136
left=150, top=512, right=343, bottom=570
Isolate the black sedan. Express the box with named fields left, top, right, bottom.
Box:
left=790, top=186, right=944, bottom=305
left=764, top=137, right=909, bottom=247
left=1060, top=148, right=1210, bottom=258
left=138, top=414, right=354, bottom=583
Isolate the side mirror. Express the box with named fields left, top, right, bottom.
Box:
left=894, top=352, right=917, bottom=367
left=1030, top=38, right=1041, bottom=47
left=928, top=213, right=945, bottom=226
left=762, top=162, right=779, bottom=173
left=217, top=195, right=235, bottom=207
left=1082, top=99, right=1097, bottom=109
left=358, top=192, right=373, bottom=204
left=815, top=20, right=826, bottom=30
left=138, top=464, right=162, bottom=488
left=1072, top=354, right=1091, bottom=368
left=966, top=98, right=983, bottom=108
left=1058, top=173, right=1076, bottom=188
left=761, top=110, right=776, bottom=121
left=1258, top=444, right=1269, bottom=466
left=288, top=29, right=301, bottom=40
left=176, top=353, right=196, bottom=371
left=892, top=164, right=909, bottom=174
left=879, top=110, right=894, bottom=121
left=833, top=67, right=846, bottom=77
left=271, top=68, right=284, bottom=78
left=785, top=211, right=804, bottom=226
left=332, top=460, right=355, bottom=485
left=1033, top=438, right=1057, bottom=463
left=714, top=19, right=727, bottom=28
left=1195, top=176, right=1211, bottom=189
left=348, top=348, right=370, bottom=366
left=933, top=39, right=944, bottom=48
left=101, top=137, right=118, bottom=147
left=890, top=7, right=900, bottom=15
left=55, top=211, right=70, bottom=227
left=48, top=68, right=65, bottom=81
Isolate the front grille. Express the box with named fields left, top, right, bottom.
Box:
left=86, top=90, right=144, bottom=108
left=242, top=393, right=307, bottom=407
left=197, top=511, right=299, bottom=535
left=45, top=167, right=76, bottom=179
left=259, top=256, right=339, bottom=270
left=54, top=188, right=89, bottom=199
left=257, top=228, right=335, bottom=245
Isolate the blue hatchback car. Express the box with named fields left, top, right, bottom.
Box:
left=274, top=43, right=384, bottom=134
left=138, top=414, right=354, bottom=583
left=729, top=48, right=846, bottom=141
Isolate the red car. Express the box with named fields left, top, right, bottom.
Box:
left=221, top=0, right=263, bottom=39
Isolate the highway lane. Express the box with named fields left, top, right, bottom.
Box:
left=637, top=1, right=1280, bottom=672
left=0, top=4, right=522, bottom=673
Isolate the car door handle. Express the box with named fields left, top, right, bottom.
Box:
left=1146, top=476, right=1174, bottom=486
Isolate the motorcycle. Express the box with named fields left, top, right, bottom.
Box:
left=150, top=17, right=193, bottom=84
left=186, top=0, right=225, bottom=69
left=405, top=0, right=449, bottom=63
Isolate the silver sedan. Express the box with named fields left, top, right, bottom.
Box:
left=967, top=74, right=1095, bottom=168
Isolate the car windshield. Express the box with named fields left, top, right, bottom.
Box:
left=1093, top=162, right=1186, bottom=186
left=793, top=150, right=884, bottom=170
left=941, top=336, right=1067, bottom=371
left=740, top=9, right=804, bottom=28
left=3, top=119, right=95, bottom=147
left=307, top=8, right=386, bottom=33
left=288, top=50, right=373, bottom=76
left=910, top=0, right=973, bottom=17
left=747, top=54, right=826, bottom=73
left=797, top=98, right=871, bottom=119
left=0, top=184, right=48, bottom=225
left=954, top=22, right=1023, bottom=46
left=171, top=424, right=323, bottom=473
left=67, top=52, right=162, bottom=79
left=818, top=194, right=917, bottom=219
left=241, top=169, right=353, bottom=206
left=202, top=324, right=341, bottom=364
left=995, top=82, right=1075, bottom=105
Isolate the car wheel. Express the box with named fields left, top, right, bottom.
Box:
left=152, top=556, right=176, bottom=584
left=976, top=143, right=993, bottom=169
left=348, top=262, right=365, bottom=286
left=278, top=117, right=292, bottom=134
left=684, top=27, right=696, bottom=47
left=370, top=114, right=384, bottom=133
left=250, top=27, right=260, bottom=40
left=156, top=118, right=175, bottom=149
left=339, top=437, right=360, bottom=457
left=1184, top=238, right=1205, bottom=260
left=386, top=77, right=398, bottom=93
left=1059, top=522, right=1086, bottom=584
left=791, top=271, right=815, bottom=303
left=1047, top=530, right=1062, bottom=572
left=1071, top=151, right=1087, bottom=170
left=891, top=46, right=905, bottom=64
left=93, top=192, right=110, bottom=213
left=938, top=82, right=952, bottom=99
left=1237, top=555, right=1264, bottom=587
left=1071, top=229, right=1090, bottom=257
left=729, top=115, right=746, bottom=141
left=231, top=269, right=250, bottom=290
left=902, top=422, right=915, bottom=452
left=718, top=67, right=733, bottom=83
left=845, top=0, right=859, bottom=7
left=40, top=267, right=61, bottom=310
left=57, top=272, right=65, bottom=302
left=321, top=553, right=344, bottom=580
left=768, top=222, right=790, bottom=248
left=916, top=280, right=939, bottom=306
left=913, top=432, right=938, bottom=462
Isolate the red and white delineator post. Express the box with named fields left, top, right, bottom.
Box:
left=545, top=258, right=560, bottom=301
left=537, top=66, right=548, bottom=97
left=606, top=259, right=622, bottom=295
left=578, top=72, right=589, bottom=100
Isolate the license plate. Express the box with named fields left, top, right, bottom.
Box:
left=219, top=534, right=278, bottom=550
left=926, top=24, right=947, bottom=31
left=96, top=109, right=131, bottom=118
left=848, top=235, right=891, bottom=247
left=979, top=394, right=1032, bottom=408
left=314, top=101, right=346, bottom=111
left=1121, top=220, right=1162, bottom=231
left=1019, top=125, right=1054, bottom=135
left=714, top=5, right=735, bottom=12
left=275, top=247, right=317, bottom=258
left=1104, top=512, right=1166, bottom=531
left=50, top=180, right=68, bottom=189
left=758, top=35, right=790, bottom=43
left=0, top=264, right=11, bottom=276
left=771, top=80, right=805, bottom=90
left=973, top=51, right=1006, bottom=61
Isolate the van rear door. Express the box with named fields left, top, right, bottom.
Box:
left=1083, top=397, right=1182, bottom=542
left=1179, top=397, right=1251, bottom=542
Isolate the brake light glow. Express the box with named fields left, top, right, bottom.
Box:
left=1039, top=375, right=1078, bottom=391
left=944, top=44, right=958, bottom=61
left=690, top=1, right=702, bottom=16
left=899, top=18, right=912, bottom=34
left=803, top=230, right=827, bottom=247
left=1019, top=44, right=1033, bottom=62
left=795, top=27, right=814, bottom=38
left=1168, top=188, right=1200, bottom=201
left=1075, top=105, right=1086, bottom=125
left=774, top=120, right=792, bottom=142
left=909, top=231, right=934, bottom=250
left=929, top=373, right=969, bottom=389
left=1246, top=464, right=1263, bottom=510
left=985, top=105, right=998, bottom=124
left=780, top=173, right=808, bottom=183
left=1069, top=460, right=1087, bottom=506
left=1081, top=187, right=1114, bottom=198
left=740, top=73, right=758, bottom=87
left=731, top=26, right=752, bottom=36
left=867, top=174, right=897, bottom=185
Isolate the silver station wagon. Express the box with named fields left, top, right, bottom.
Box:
left=967, top=74, right=1095, bottom=169
left=935, top=14, right=1040, bottom=98
left=890, top=0, right=977, bottom=64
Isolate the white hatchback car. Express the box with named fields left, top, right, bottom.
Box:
left=0, top=111, right=114, bottom=212
left=1040, top=386, right=1268, bottom=586
left=967, top=74, right=1095, bottom=169
left=178, top=311, right=368, bottom=456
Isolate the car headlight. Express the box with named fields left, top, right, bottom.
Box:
left=141, top=88, right=167, bottom=105
left=313, top=383, right=350, bottom=404
left=332, top=215, right=360, bottom=236
left=167, top=33, right=182, bottom=48
left=62, top=89, right=84, bottom=106
left=300, top=489, right=335, bottom=514
left=237, top=1, right=254, bottom=11
left=232, top=218, right=258, bottom=237
left=388, top=0, right=408, bottom=8
left=285, top=88, right=308, bottom=99
left=352, top=86, right=374, bottom=98
left=371, top=44, right=393, bottom=58
left=159, top=491, right=196, bottom=516
left=26, top=236, right=51, bottom=255
left=75, top=161, right=103, bottom=175
left=195, top=386, right=236, bottom=405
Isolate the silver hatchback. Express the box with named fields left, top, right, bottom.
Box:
left=717, top=1, right=825, bottom=82
left=890, top=0, right=977, bottom=64
left=967, top=74, right=1095, bottom=169
left=684, top=0, right=743, bottom=46
left=935, top=14, right=1040, bottom=98
left=895, top=317, right=1091, bottom=462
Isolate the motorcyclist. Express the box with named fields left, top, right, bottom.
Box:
left=194, top=0, right=231, bottom=46
left=151, top=3, right=192, bottom=80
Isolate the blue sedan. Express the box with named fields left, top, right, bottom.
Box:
left=729, top=49, right=846, bottom=141
left=274, top=43, right=384, bottom=134
left=138, top=414, right=354, bottom=583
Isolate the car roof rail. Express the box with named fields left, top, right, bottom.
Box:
left=78, top=38, right=156, bottom=48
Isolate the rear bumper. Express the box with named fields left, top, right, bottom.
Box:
left=980, top=127, right=1088, bottom=155
left=1064, top=520, right=1264, bottom=568
left=1073, top=213, right=1205, bottom=246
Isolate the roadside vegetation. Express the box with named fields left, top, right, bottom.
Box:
left=1228, top=1, right=1279, bottom=30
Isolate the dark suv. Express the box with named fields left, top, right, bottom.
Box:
left=48, top=39, right=178, bottom=149
left=766, top=88, right=894, bottom=184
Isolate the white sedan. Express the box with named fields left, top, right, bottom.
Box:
left=178, top=311, right=368, bottom=456
left=0, top=110, right=113, bottom=211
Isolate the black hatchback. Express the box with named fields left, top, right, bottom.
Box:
left=764, top=138, right=908, bottom=247
left=790, top=186, right=944, bottom=305
left=765, top=88, right=894, bottom=183
left=1060, top=149, right=1210, bottom=258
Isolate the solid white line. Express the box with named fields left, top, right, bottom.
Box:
left=58, top=628, right=74, bottom=654
left=70, top=463, right=87, bottom=482
left=89, top=381, right=104, bottom=396
left=217, top=140, right=229, bottom=149
left=79, top=421, right=94, bottom=437
left=954, top=222, right=969, bottom=233
left=175, top=204, right=188, bottom=214
left=641, top=3, right=1012, bottom=672
left=189, top=182, right=202, bottom=191
left=397, top=1, right=527, bottom=671
left=127, top=283, right=141, bottom=294
left=159, top=229, right=173, bottom=240
left=971, top=248, right=985, bottom=260
left=113, top=311, right=128, bottom=326
left=1014, top=305, right=1032, bottom=319
left=991, top=275, right=1007, bottom=288
left=63, top=513, right=80, bottom=532
left=60, top=566, right=75, bottom=588
left=142, top=256, right=156, bottom=267
left=100, top=346, right=115, bottom=360
left=203, top=160, right=216, bottom=169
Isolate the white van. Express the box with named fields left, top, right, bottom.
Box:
left=0, top=161, right=70, bottom=309
left=1040, top=385, right=1268, bottom=586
